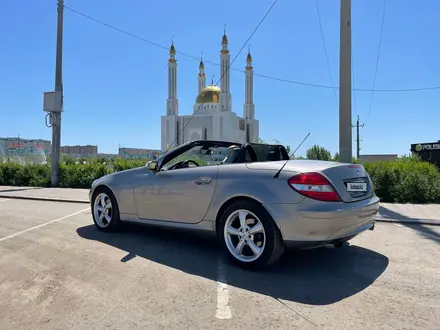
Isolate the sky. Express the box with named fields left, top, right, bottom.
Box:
left=0, top=0, right=439, bottom=157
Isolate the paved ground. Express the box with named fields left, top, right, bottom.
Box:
left=1, top=186, right=439, bottom=225
left=378, top=203, right=440, bottom=225
left=0, top=197, right=439, bottom=329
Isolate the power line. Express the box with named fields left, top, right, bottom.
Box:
left=64, top=5, right=169, bottom=51
left=64, top=4, right=440, bottom=93
left=315, top=0, right=338, bottom=106
left=168, top=0, right=280, bottom=150
left=365, top=0, right=387, bottom=126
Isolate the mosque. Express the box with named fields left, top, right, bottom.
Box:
left=160, top=32, right=259, bottom=152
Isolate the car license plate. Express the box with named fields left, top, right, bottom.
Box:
left=346, top=182, right=367, bottom=192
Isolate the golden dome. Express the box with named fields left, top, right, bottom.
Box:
left=222, top=33, right=228, bottom=45
left=169, top=43, right=176, bottom=55
left=196, top=84, right=221, bottom=104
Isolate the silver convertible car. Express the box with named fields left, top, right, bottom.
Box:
left=89, top=140, right=379, bottom=269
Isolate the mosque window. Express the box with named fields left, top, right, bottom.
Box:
left=239, top=119, right=245, bottom=131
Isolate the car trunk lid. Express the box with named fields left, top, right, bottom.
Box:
left=246, top=160, right=374, bottom=203
left=319, top=163, right=374, bottom=202
left=283, top=161, right=374, bottom=203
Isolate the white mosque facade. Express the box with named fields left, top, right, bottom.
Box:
left=161, top=32, right=259, bottom=152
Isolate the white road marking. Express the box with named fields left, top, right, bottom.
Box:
left=0, top=207, right=89, bottom=243
left=215, top=256, right=232, bottom=319
left=0, top=199, right=10, bottom=203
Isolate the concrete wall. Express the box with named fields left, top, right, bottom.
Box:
left=359, top=154, right=398, bottom=162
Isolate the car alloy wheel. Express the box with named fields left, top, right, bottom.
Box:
left=93, top=192, right=113, bottom=228
left=224, top=209, right=266, bottom=263
left=219, top=200, right=285, bottom=269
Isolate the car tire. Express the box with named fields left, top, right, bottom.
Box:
left=218, top=200, right=285, bottom=270
left=91, top=186, right=122, bottom=232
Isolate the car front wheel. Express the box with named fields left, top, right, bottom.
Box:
left=91, top=187, right=121, bottom=232
left=219, top=200, right=285, bottom=270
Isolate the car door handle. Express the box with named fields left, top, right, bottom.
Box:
left=195, top=177, right=212, bottom=185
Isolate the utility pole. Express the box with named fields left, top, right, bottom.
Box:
left=352, top=115, right=364, bottom=159
left=43, top=0, right=64, bottom=186
left=52, top=0, right=64, bottom=186
left=339, top=0, right=352, bottom=163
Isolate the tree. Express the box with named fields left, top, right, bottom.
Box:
left=253, top=138, right=291, bottom=156
left=253, top=137, right=265, bottom=144
left=306, top=145, right=332, bottom=161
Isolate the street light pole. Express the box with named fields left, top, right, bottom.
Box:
left=51, top=0, right=64, bottom=186
left=339, top=0, right=352, bottom=163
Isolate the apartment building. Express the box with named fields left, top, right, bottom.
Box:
left=118, top=147, right=161, bottom=160
left=61, top=145, right=98, bottom=158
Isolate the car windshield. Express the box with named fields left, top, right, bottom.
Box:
left=162, top=144, right=234, bottom=169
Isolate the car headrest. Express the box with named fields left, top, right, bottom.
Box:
left=222, top=146, right=241, bottom=164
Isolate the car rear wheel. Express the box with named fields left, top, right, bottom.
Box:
left=219, top=200, right=285, bottom=270
left=91, top=187, right=121, bottom=232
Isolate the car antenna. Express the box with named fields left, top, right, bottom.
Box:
left=273, top=132, right=310, bottom=178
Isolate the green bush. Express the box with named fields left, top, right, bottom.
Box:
left=0, top=162, right=51, bottom=187
left=113, top=158, right=148, bottom=172
left=331, top=152, right=358, bottom=163
left=59, top=163, right=112, bottom=189
left=363, top=155, right=440, bottom=204
left=0, top=157, right=148, bottom=189
left=1, top=155, right=440, bottom=204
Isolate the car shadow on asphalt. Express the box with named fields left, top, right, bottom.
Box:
left=77, top=224, right=389, bottom=306
left=379, top=206, right=440, bottom=244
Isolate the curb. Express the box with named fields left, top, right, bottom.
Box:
left=375, top=216, right=440, bottom=226
left=0, top=194, right=89, bottom=205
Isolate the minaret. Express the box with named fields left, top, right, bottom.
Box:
left=166, top=41, right=178, bottom=115
left=198, top=54, right=206, bottom=94
left=244, top=48, right=257, bottom=143
left=219, top=27, right=231, bottom=111
left=243, top=49, right=255, bottom=120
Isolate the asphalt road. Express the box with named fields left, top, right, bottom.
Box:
left=0, top=197, right=439, bottom=330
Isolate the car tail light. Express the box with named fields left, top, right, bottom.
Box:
left=288, top=172, right=341, bottom=202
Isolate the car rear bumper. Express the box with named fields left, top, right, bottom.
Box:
left=263, top=195, right=380, bottom=247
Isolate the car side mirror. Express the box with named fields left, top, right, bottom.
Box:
left=147, top=160, right=158, bottom=172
